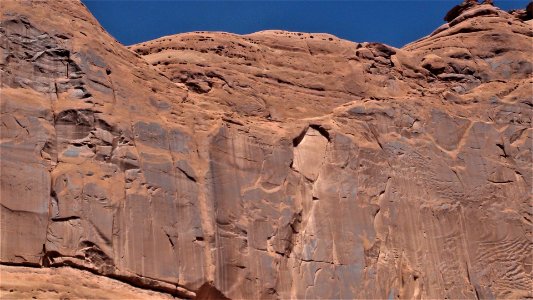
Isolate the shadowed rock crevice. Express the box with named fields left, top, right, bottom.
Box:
left=195, top=282, right=231, bottom=300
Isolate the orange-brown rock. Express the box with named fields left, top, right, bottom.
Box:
left=1, top=0, right=532, bottom=299
left=0, top=265, right=174, bottom=299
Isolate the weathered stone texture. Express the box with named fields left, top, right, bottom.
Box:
left=0, top=0, right=531, bottom=299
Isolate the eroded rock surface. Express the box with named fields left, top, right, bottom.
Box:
left=0, top=265, right=174, bottom=299
left=1, top=0, right=532, bottom=299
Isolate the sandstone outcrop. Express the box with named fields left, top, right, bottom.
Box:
left=0, top=265, right=173, bottom=299
left=1, top=0, right=532, bottom=299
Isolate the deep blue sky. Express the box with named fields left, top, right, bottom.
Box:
left=83, top=0, right=529, bottom=47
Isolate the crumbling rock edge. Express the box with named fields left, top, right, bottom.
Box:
left=0, top=262, right=198, bottom=299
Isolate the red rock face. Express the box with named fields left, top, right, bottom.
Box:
left=1, top=1, right=532, bottom=299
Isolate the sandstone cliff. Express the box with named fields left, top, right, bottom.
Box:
left=1, top=0, right=532, bottom=299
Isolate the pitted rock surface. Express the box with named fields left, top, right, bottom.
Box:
left=1, top=1, right=532, bottom=299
